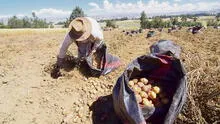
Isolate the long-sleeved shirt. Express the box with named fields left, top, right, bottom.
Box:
left=58, top=17, right=104, bottom=59
left=58, top=33, right=103, bottom=58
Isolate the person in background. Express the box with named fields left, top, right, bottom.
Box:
left=52, top=17, right=121, bottom=78
left=57, top=17, right=104, bottom=67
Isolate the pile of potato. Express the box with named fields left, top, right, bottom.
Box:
left=128, top=78, right=169, bottom=107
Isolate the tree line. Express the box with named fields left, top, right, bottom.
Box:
left=0, top=12, right=52, bottom=28
left=140, top=11, right=220, bottom=29
left=140, top=11, right=200, bottom=29
left=1, top=6, right=219, bottom=29
left=0, top=6, right=86, bottom=28
left=102, top=11, right=220, bottom=29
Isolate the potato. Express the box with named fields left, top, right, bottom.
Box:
left=152, top=86, right=160, bottom=94
left=128, top=81, right=134, bottom=87
left=142, top=98, right=154, bottom=107
left=148, top=91, right=157, bottom=99
left=133, top=85, right=139, bottom=92
left=142, top=85, right=152, bottom=92
left=137, top=82, right=144, bottom=88
left=133, top=85, right=141, bottom=93
left=135, top=94, right=142, bottom=103
left=140, top=78, right=148, bottom=84
left=161, top=98, right=169, bottom=104
left=136, top=87, right=142, bottom=93
left=132, top=79, right=138, bottom=83
left=139, top=91, right=148, bottom=98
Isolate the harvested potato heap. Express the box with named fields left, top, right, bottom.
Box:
left=128, top=78, right=169, bottom=107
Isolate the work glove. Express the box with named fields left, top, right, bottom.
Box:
left=50, top=57, right=64, bottom=79
left=57, top=57, right=65, bottom=68
left=51, top=63, right=61, bottom=79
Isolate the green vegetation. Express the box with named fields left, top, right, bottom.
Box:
left=64, top=6, right=85, bottom=27
left=207, top=20, right=220, bottom=26
left=105, top=20, right=117, bottom=28
left=181, top=16, right=187, bottom=22
left=0, top=6, right=86, bottom=29
left=140, top=11, right=172, bottom=28
left=99, top=20, right=140, bottom=29
left=0, top=12, right=49, bottom=28
left=140, top=11, right=147, bottom=28
left=0, top=22, right=9, bottom=28
left=170, top=17, right=178, bottom=25
left=216, top=13, right=220, bottom=21
left=98, top=17, right=129, bottom=23
left=56, top=21, right=65, bottom=25
left=140, top=11, right=204, bottom=29
left=115, top=20, right=140, bottom=29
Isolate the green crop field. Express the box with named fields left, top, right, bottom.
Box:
left=100, top=20, right=140, bottom=29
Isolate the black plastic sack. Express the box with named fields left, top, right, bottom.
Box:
left=147, top=31, right=155, bottom=38
left=112, top=40, right=187, bottom=124
left=85, top=43, right=121, bottom=76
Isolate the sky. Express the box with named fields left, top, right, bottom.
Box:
left=0, top=0, right=220, bottom=20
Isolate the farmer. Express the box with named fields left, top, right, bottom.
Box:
left=57, top=17, right=104, bottom=67
left=52, top=17, right=121, bottom=78
left=192, top=26, right=203, bottom=34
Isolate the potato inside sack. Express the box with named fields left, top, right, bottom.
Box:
left=142, top=85, right=152, bottom=92
left=137, top=87, right=142, bottom=93
left=139, top=91, right=148, bottom=98
left=128, top=77, right=169, bottom=108
left=142, top=98, right=154, bottom=107
left=133, top=85, right=142, bottom=93
left=148, top=91, right=157, bottom=99
left=135, top=94, right=142, bottom=103
left=128, top=80, right=134, bottom=87
left=137, top=82, right=144, bottom=88
left=132, top=79, right=138, bottom=83
left=133, top=85, right=138, bottom=91
left=152, top=86, right=160, bottom=94
left=140, top=78, right=148, bottom=84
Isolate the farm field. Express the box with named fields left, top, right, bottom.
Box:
left=99, top=16, right=216, bottom=30
left=0, top=28, right=219, bottom=124
left=99, top=20, right=140, bottom=29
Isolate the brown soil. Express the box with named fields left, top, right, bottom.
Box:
left=0, top=28, right=219, bottom=124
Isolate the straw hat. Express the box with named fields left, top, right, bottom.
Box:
left=68, top=17, right=92, bottom=42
